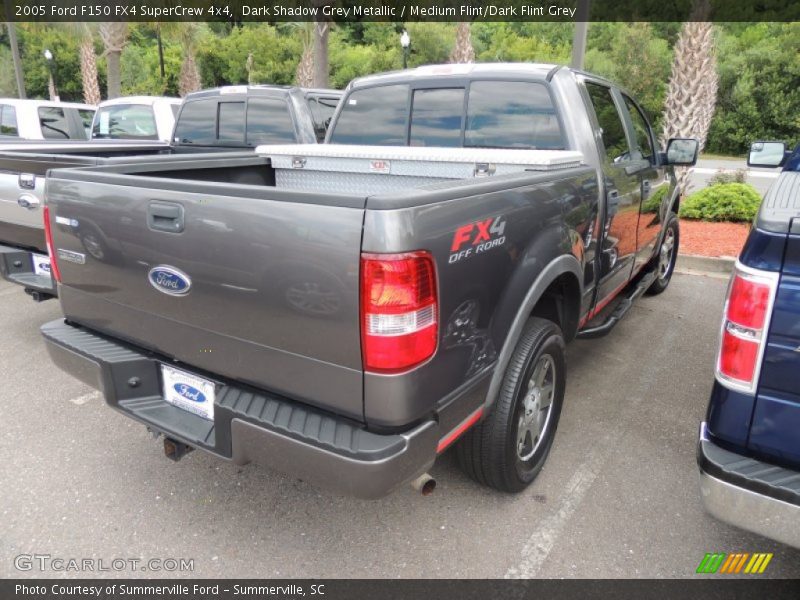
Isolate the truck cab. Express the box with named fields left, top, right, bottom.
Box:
left=699, top=141, right=800, bottom=548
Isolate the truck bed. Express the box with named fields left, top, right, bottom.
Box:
left=45, top=147, right=593, bottom=423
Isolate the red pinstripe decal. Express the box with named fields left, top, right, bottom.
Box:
left=437, top=407, right=484, bottom=453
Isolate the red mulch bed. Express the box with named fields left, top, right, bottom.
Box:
left=679, top=219, right=750, bottom=258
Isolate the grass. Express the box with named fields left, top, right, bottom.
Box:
left=698, top=152, right=746, bottom=162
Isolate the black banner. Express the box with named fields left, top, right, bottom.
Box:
left=4, top=580, right=800, bottom=600
left=2, top=0, right=800, bottom=22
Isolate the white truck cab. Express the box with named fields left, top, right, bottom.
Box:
left=91, top=96, right=181, bottom=142
left=0, top=99, right=95, bottom=141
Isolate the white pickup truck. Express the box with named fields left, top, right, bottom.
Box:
left=91, top=96, right=182, bottom=143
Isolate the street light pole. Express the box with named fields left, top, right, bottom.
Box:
left=43, top=49, right=59, bottom=102
left=400, top=30, right=410, bottom=70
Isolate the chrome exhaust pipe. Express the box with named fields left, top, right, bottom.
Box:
left=410, top=473, right=436, bottom=496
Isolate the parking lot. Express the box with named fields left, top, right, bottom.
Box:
left=2, top=268, right=799, bottom=579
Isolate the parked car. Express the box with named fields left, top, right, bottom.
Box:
left=40, top=63, right=697, bottom=498
left=0, top=85, right=339, bottom=301
left=698, top=140, right=800, bottom=549
left=0, top=99, right=95, bottom=141
left=91, top=96, right=181, bottom=143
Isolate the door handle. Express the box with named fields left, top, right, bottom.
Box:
left=607, top=189, right=620, bottom=213
left=147, top=201, right=184, bottom=233
left=642, top=180, right=651, bottom=198
left=17, top=194, right=40, bottom=210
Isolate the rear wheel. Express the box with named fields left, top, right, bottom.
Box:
left=456, top=317, right=566, bottom=492
left=646, top=213, right=679, bottom=296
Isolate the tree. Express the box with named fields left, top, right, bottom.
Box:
left=176, top=23, right=202, bottom=96
left=450, top=22, right=475, bottom=63
left=68, top=23, right=101, bottom=104
left=99, top=22, right=128, bottom=99
left=290, top=22, right=314, bottom=87
left=313, top=21, right=330, bottom=88
left=661, top=0, right=718, bottom=191
left=4, top=21, right=26, bottom=97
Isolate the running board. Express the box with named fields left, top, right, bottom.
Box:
left=576, top=271, right=657, bottom=339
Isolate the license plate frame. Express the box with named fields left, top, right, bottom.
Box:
left=160, top=364, right=216, bottom=421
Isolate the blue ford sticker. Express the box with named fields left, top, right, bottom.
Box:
left=148, top=265, right=191, bottom=296
left=172, top=383, right=206, bottom=403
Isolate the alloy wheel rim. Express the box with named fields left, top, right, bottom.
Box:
left=658, top=228, right=676, bottom=281
left=516, top=354, right=556, bottom=461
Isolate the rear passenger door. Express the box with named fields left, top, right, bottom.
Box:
left=584, top=81, right=641, bottom=306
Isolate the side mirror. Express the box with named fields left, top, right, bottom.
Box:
left=664, top=138, right=699, bottom=166
left=748, top=141, right=786, bottom=168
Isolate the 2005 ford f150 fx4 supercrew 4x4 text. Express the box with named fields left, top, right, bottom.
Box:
left=40, top=64, right=698, bottom=498
left=0, top=85, right=341, bottom=300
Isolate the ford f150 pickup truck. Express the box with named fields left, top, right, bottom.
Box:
left=41, top=64, right=697, bottom=498
left=0, top=85, right=341, bottom=300
left=698, top=140, right=800, bottom=548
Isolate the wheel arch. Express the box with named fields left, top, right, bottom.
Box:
left=483, top=254, right=582, bottom=414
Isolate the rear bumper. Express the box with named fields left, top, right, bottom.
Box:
left=0, top=243, right=56, bottom=297
left=41, top=319, right=439, bottom=499
left=698, top=423, right=800, bottom=548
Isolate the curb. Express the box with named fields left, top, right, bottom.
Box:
left=676, top=253, right=735, bottom=276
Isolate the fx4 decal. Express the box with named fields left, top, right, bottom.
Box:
left=449, top=216, right=507, bottom=264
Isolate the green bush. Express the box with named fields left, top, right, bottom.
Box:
left=679, top=183, right=762, bottom=222
left=642, top=185, right=669, bottom=213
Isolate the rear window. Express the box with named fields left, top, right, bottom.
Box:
left=0, top=104, right=18, bottom=137
left=173, top=99, right=216, bottom=144
left=329, top=85, right=409, bottom=145
left=330, top=81, right=564, bottom=149
left=410, top=88, right=464, bottom=147
left=93, top=104, right=158, bottom=140
left=246, top=98, right=296, bottom=145
left=38, top=107, right=70, bottom=139
left=465, top=81, right=564, bottom=149
left=218, top=101, right=245, bottom=143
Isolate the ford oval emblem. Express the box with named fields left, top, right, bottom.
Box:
left=148, top=265, right=191, bottom=296
left=173, top=383, right=206, bottom=403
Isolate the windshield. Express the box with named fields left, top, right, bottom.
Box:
left=92, top=104, right=158, bottom=140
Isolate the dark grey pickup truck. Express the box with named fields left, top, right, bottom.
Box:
left=41, top=64, right=697, bottom=498
left=0, top=85, right=340, bottom=300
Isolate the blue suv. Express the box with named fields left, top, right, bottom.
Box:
left=699, top=141, right=800, bottom=548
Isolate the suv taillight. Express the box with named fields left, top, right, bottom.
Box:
left=43, top=205, right=61, bottom=283
left=361, top=251, right=438, bottom=373
left=715, top=263, right=778, bottom=393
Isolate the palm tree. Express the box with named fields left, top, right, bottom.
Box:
left=99, top=22, right=128, bottom=99
left=292, top=22, right=315, bottom=87
left=661, top=0, right=718, bottom=192
left=176, top=23, right=202, bottom=96
left=450, top=22, right=475, bottom=63
left=65, top=23, right=101, bottom=104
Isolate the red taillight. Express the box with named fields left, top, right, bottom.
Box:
left=361, top=251, right=438, bottom=373
left=716, top=265, right=778, bottom=392
left=43, top=205, right=61, bottom=283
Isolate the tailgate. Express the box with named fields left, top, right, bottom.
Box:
left=751, top=224, right=800, bottom=465
left=45, top=167, right=366, bottom=421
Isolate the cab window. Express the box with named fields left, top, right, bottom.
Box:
left=38, top=107, right=70, bottom=139
left=410, top=88, right=464, bottom=147
left=585, top=83, right=630, bottom=162
left=0, top=104, right=18, bottom=137
left=622, top=95, right=655, bottom=162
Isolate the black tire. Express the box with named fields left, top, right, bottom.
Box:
left=646, top=213, right=679, bottom=296
left=456, top=317, right=566, bottom=492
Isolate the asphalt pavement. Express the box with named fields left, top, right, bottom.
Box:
left=2, top=270, right=799, bottom=579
